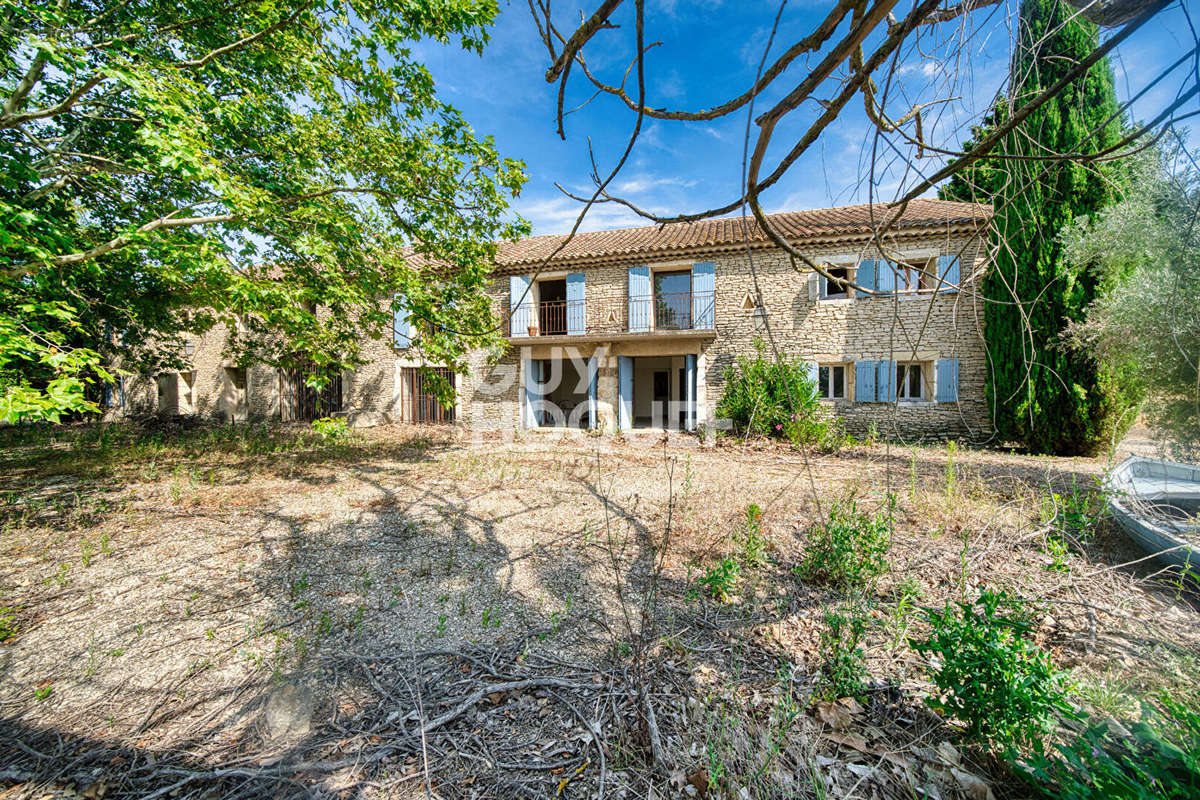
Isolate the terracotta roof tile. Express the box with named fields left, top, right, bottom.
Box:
left=493, top=199, right=991, bottom=270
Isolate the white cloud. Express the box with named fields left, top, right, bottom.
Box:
left=612, top=174, right=698, bottom=194
left=514, top=194, right=664, bottom=235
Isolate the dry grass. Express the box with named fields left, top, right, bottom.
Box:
left=0, top=421, right=1197, bottom=798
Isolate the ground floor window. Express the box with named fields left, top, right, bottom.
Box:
left=282, top=367, right=343, bottom=421
left=818, top=364, right=845, bottom=400
left=897, top=362, right=925, bottom=400
left=399, top=367, right=456, bottom=424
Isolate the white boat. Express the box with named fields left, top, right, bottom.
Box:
left=1106, top=456, right=1200, bottom=573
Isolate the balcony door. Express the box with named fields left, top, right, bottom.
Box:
left=537, top=278, right=567, bottom=336
left=653, top=270, right=692, bottom=330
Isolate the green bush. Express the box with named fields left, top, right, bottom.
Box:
left=311, top=416, right=349, bottom=440
left=796, top=496, right=893, bottom=588
left=1022, top=693, right=1200, bottom=799
left=716, top=340, right=828, bottom=442
left=912, top=588, right=1070, bottom=752
left=815, top=603, right=871, bottom=701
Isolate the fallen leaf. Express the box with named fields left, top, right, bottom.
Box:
left=951, top=768, right=996, bottom=800
left=815, top=700, right=851, bottom=731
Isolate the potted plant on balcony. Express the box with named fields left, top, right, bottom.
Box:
left=527, top=321, right=539, bottom=337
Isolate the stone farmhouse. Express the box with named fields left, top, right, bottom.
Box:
left=118, top=199, right=994, bottom=441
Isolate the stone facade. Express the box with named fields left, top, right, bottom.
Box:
left=117, top=211, right=991, bottom=442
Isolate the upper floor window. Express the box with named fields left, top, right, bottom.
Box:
left=821, top=266, right=851, bottom=300
left=653, top=270, right=692, bottom=330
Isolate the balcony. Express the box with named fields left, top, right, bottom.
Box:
left=504, top=291, right=715, bottom=340
left=508, top=299, right=585, bottom=337
left=629, top=290, right=715, bottom=332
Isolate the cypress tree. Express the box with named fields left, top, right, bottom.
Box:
left=947, top=0, right=1136, bottom=454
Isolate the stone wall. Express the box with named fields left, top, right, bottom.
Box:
left=117, top=230, right=991, bottom=442
left=469, top=232, right=991, bottom=441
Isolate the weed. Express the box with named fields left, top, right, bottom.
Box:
left=734, top=503, right=768, bottom=568
left=698, top=558, right=741, bottom=602
left=481, top=607, right=499, bottom=628
left=99, top=531, right=111, bottom=555
left=815, top=602, right=871, bottom=701
left=1042, top=476, right=1103, bottom=543
left=1044, top=534, right=1071, bottom=572
left=912, top=588, right=1070, bottom=752
left=796, top=495, right=893, bottom=589
left=34, top=684, right=52, bottom=701
left=80, top=539, right=95, bottom=567
left=0, top=605, right=20, bottom=642
left=311, top=416, right=350, bottom=440
left=435, top=615, right=447, bottom=637
left=1021, top=693, right=1200, bottom=800
left=944, top=440, right=957, bottom=497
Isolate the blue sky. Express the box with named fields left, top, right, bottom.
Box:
left=418, top=1, right=1198, bottom=235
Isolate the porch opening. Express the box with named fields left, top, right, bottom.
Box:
left=525, top=357, right=595, bottom=429
left=399, top=367, right=456, bottom=424
left=619, top=355, right=697, bottom=431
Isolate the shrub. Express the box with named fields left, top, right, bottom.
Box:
left=1021, top=693, right=1200, bottom=799
left=815, top=603, right=871, bottom=701
left=311, top=416, right=349, bottom=440
left=796, top=495, right=893, bottom=588
left=716, top=339, right=828, bottom=442
left=912, top=588, right=1070, bottom=752
left=698, top=558, right=741, bottom=602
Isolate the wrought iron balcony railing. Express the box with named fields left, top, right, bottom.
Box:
left=628, top=290, right=715, bottom=332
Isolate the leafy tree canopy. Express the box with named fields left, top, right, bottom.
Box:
left=942, top=0, right=1137, bottom=455
left=1066, top=141, right=1200, bottom=458
left=1, top=0, right=528, bottom=421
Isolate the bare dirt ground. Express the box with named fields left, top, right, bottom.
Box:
left=0, top=422, right=1197, bottom=799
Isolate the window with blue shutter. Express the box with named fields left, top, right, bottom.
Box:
left=510, top=276, right=532, bottom=337
left=691, top=262, right=715, bottom=329
left=566, top=272, right=586, bottom=335
left=393, top=293, right=412, bottom=348
left=803, top=361, right=819, bottom=401
left=855, top=361, right=877, bottom=402
left=937, top=255, right=960, bottom=293
left=877, top=360, right=897, bottom=402
left=618, top=356, right=633, bottom=430
left=936, top=358, right=959, bottom=402
left=856, top=260, right=877, bottom=298
left=628, top=266, right=651, bottom=332
left=876, top=261, right=899, bottom=295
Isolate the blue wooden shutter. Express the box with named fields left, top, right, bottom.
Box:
left=523, top=359, right=540, bottom=428
left=804, top=361, right=819, bottom=400
left=393, top=293, right=412, bottom=348
left=628, top=266, right=651, bottom=332
left=855, top=361, right=876, bottom=402
left=936, top=358, right=959, bottom=402
left=876, top=261, right=897, bottom=295
left=856, top=260, right=877, bottom=298
left=878, top=360, right=897, bottom=402
left=684, top=354, right=697, bottom=431
left=587, top=353, right=599, bottom=428
left=691, top=262, right=715, bottom=329
left=937, top=255, right=960, bottom=293
left=566, top=272, right=586, bottom=335
left=618, top=356, right=633, bottom=430
left=510, top=276, right=532, bottom=337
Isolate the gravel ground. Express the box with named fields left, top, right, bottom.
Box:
left=1, top=423, right=1198, bottom=798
